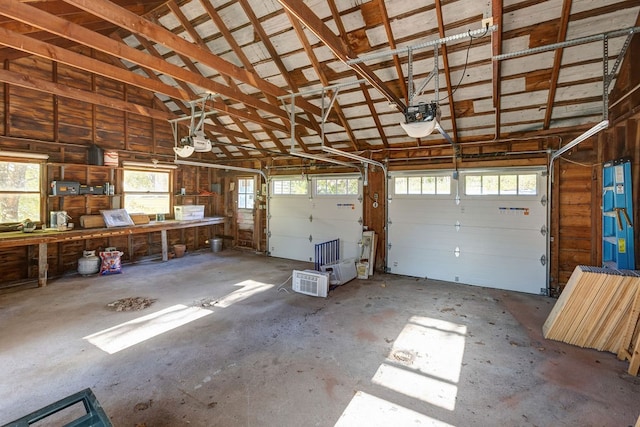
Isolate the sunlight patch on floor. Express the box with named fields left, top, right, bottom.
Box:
left=213, top=280, right=273, bottom=308
left=337, top=316, right=467, bottom=425
left=84, top=304, right=212, bottom=354
left=334, top=391, right=455, bottom=427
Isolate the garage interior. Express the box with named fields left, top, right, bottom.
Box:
left=0, top=0, right=639, bottom=425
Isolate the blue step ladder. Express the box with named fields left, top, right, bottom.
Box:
left=602, top=158, right=635, bottom=270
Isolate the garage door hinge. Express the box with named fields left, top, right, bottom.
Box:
left=540, top=195, right=547, bottom=206
left=540, top=254, right=546, bottom=266
left=388, top=243, right=392, bottom=250
left=267, top=231, right=271, bottom=238
left=388, top=218, right=392, bottom=225
left=540, top=225, right=547, bottom=236
left=309, top=234, right=313, bottom=242
left=358, top=195, right=363, bottom=203
left=358, top=217, right=363, bottom=225
left=309, top=214, right=313, bottom=222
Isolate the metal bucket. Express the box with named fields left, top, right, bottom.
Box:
left=210, top=238, right=222, bottom=253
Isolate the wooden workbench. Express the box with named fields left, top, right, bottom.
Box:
left=0, top=217, right=225, bottom=287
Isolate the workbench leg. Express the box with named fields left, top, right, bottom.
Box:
left=38, top=242, right=48, bottom=287
left=161, top=230, right=168, bottom=262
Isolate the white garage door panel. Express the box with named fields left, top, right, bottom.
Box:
left=457, top=228, right=544, bottom=258
left=388, top=169, right=547, bottom=294
left=269, top=176, right=363, bottom=264
left=388, top=243, right=453, bottom=279
left=269, top=236, right=313, bottom=262
left=456, top=252, right=545, bottom=294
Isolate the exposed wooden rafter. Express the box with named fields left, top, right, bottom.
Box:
left=278, top=0, right=407, bottom=113
left=543, top=0, right=572, bottom=129
left=59, top=0, right=324, bottom=119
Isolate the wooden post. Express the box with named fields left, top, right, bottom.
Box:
left=161, top=229, right=168, bottom=261
left=38, top=242, right=48, bottom=287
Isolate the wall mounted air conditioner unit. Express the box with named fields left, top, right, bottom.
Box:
left=292, top=270, right=330, bottom=298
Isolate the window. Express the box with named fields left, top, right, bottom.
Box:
left=465, top=173, right=537, bottom=196
left=0, top=160, right=42, bottom=223
left=394, top=175, right=451, bottom=195
left=123, top=168, right=171, bottom=214
left=315, top=178, right=359, bottom=195
left=272, top=178, right=308, bottom=195
left=238, top=177, right=254, bottom=209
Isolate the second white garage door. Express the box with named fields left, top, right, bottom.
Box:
left=268, top=174, right=363, bottom=263
left=387, top=168, right=547, bottom=294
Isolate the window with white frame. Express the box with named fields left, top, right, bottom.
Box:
left=0, top=160, right=42, bottom=223
left=272, top=178, right=308, bottom=195
left=238, top=177, right=255, bottom=209
left=394, top=175, right=451, bottom=195
left=123, top=168, right=171, bottom=214
left=315, top=177, right=359, bottom=195
left=465, top=173, right=537, bottom=196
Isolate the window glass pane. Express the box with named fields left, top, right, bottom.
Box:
left=482, top=175, right=499, bottom=195
left=273, top=181, right=283, bottom=194
left=246, top=179, right=254, bottom=193
left=421, top=177, right=435, bottom=194
left=336, top=179, right=347, bottom=194
left=500, top=175, right=517, bottom=195
left=123, top=170, right=169, bottom=192
left=408, top=177, right=422, bottom=194
left=245, top=193, right=255, bottom=209
left=0, top=194, right=40, bottom=223
left=123, top=170, right=170, bottom=214
left=238, top=179, right=247, bottom=193
left=347, top=179, right=358, bottom=195
left=518, top=174, right=537, bottom=195
left=394, top=177, right=407, bottom=194
left=436, top=176, right=451, bottom=194
left=124, top=194, right=170, bottom=215
left=465, top=176, right=482, bottom=195
left=291, top=180, right=307, bottom=195
left=0, top=162, right=40, bottom=191
left=316, top=179, right=327, bottom=195
left=238, top=194, right=246, bottom=209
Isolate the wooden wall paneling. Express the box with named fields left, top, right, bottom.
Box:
left=1, top=66, right=5, bottom=136
left=556, top=158, right=593, bottom=289
left=60, top=240, right=84, bottom=273
left=94, top=75, right=125, bottom=150
left=126, top=114, right=154, bottom=153
left=0, top=247, right=30, bottom=282
left=154, top=119, right=175, bottom=155
left=8, top=57, right=55, bottom=140
left=57, top=97, right=94, bottom=144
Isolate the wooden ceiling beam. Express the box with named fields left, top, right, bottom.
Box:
left=327, top=0, right=382, bottom=150
left=543, top=0, right=572, bottom=130
left=492, top=0, right=503, bottom=138
left=278, top=0, right=407, bottom=113
left=59, top=0, right=323, bottom=118
left=0, top=0, right=311, bottom=131
left=378, top=0, right=408, bottom=103
left=197, top=0, right=290, bottom=154
left=287, top=12, right=362, bottom=151
left=238, top=0, right=325, bottom=151
left=0, top=26, right=192, bottom=100
left=434, top=0, right=459, bottom=143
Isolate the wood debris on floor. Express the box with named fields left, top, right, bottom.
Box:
left=543, top=265, right=640, bottom=375
left=107, top=297, right=156, bottom=312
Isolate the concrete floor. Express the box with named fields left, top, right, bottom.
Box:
left=1, top=249, right=638, bottom=427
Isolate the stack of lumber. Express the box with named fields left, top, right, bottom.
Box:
left=543, top=265, right=640, bottom=376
